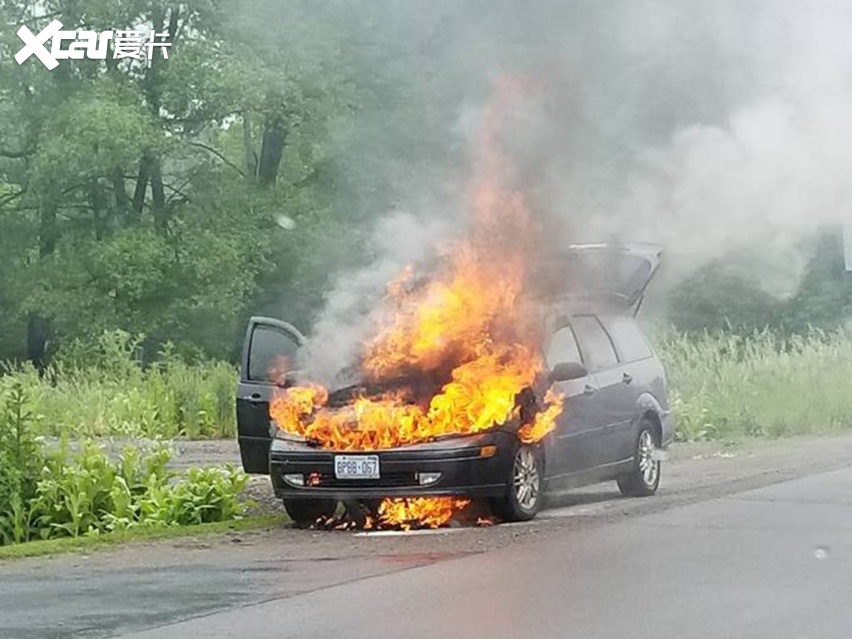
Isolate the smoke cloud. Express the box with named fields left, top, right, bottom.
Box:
left=298, top=211, right=454, bottom=385
left=570, top=1, right=852, bottom=295
left=265, top=0, right=852, bottom=379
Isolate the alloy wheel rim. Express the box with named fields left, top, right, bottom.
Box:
left=513, top=447, right=541, bottom=510
left=638, top=430, right=659, bottom=486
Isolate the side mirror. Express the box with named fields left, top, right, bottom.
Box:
left=550, top=361, right=588, bottom=382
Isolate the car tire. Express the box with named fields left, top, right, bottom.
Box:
left=283, top=498, right=338, bottom=527
left=489, top=441, right=544, bottom=522
left=617, top=421, right=661, bottom=497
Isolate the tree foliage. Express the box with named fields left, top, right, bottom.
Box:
left=668, top=231, right=852, bottom=335
left=2, top=1, right=849, bottom=364
left=0, top=0, right=363, bottom=363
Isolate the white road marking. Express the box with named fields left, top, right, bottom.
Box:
left=539, top=501, right=615, bottom=519
left=353, top=528, right=468, bottom=537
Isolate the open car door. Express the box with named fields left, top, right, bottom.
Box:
left=237, top=317, right=305, bottom=474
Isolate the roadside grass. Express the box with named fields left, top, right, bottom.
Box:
left=0, top=331, right=236, bottom=440
left=0, top=514, right=288, bottom=561
left=654, top=328, right=852, bottom=442
left=2, top=326, right=851, bottom=445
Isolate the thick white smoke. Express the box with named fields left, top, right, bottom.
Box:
left=570, top=1, right=852, bottom=295
left=600, top=96, right=852, bottom=295
left=298, top=211, right=454, bottom=385
left=274, top=0, right=852, bottom=378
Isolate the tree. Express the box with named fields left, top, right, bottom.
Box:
left=0, top=0, right=352, bottom=362
left=667, top=263, right=782, bottom=335
left=782, top=231, right=852, bottom=333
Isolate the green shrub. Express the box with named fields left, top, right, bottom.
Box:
left=137, top=466, right=248, bottom=527
left=0, top=384, right=248, bottom=546
left=0, top=383, right=47, bottom=543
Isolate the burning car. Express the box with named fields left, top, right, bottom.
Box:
left=236, top=243, right=673, bottom=528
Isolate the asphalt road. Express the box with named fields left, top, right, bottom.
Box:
left=2, top=435, right=852, bottom=639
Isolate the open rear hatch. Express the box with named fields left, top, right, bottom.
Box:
left=531, top=243, right=662, bottom=313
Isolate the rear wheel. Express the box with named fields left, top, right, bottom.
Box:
left=617, top=422, right=660, bottom=497
left=283, top=498, right=338, bottom=527
left=489, top=442, right=544, bottom=522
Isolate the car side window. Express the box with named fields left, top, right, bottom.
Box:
left=571, top=315, right=619, bottom=372
left=248, top=325, right=300, bottom=382
left=546, top=325, right=582, bottom=368
left=602, top=316, right=653, bottom=363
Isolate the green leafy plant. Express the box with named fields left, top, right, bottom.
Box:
left=138, top=466, right=249, bottom=527
left=24, top=442, right=248, bottom=542
left=1, top=386, right=249, bottom=547
left=0, top=382, right=47, bottom=544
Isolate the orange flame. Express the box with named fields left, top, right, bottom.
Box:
left=518, top=387, right=564, bottom=444
left=270, top=79, right=564, bottom=528
left=313, top=497, right=483, bottom=531
left=272, top=342, right=556, bottom=451
left=377, top=497, right=471, bottom=531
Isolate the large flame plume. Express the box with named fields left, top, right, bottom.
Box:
left=270, top=79, right=564, bottom=528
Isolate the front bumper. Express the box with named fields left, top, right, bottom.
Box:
left=269, top=430, right=516, bottom=500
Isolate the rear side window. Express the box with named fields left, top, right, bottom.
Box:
left=546, top=325, right=582, bottom=368
left=571, top=316, right=618, bottom=372
left=248, top=326, right=300, bottom=382
left=603, top=316, right=653, bottom=363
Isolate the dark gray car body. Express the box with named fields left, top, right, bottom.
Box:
left=536, top=309, right=673, bottom=491
left=236, top=244, right=673, bottom=499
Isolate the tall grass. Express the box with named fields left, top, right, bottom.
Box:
left=3, top=328, right=851, bottom=444
left=655, top=328, right=852, bottom=441
left=0, top=331, right=236, bottom=440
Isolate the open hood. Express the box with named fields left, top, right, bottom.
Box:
left=532, top=242, right=662, bottom=311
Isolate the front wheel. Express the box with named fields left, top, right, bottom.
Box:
left=283, top=498, right=338, bottom=527
left=489, top=442, right=544, bottom=522
left=617, top=422, right=661, bottom=497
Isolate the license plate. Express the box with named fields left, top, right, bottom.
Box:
left=334, top=455, right=380, bottom=479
